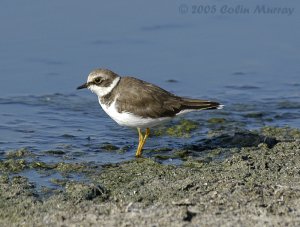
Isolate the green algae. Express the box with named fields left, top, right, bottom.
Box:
left=55, top=162, right=89, bottom=172
left=100, top=143, right=133, bottom=154
left=0, top=159, right=95, bottom=175
left=166, top=119, right=199, bottom=137
left=50, top=178, right=69, bottom=187
left=0, top=159, right=27, bottom=172
left=31, top=161, right=95, bottom=173
left=43, top=150, right=66, bottom=155
left=207, top=117, right=227, bottom=124
left=173, top=149, right=189, bottom=159
left=154, top=119, right=199, bottom=137
left=30, top=161, right=54, bottom=169
left=260, top=126, right=300, bottom=140
left=244, top=112, right=264, bottom=118
left=0, top=174, right=9, bottom=183
left=152, top=149, right=190, bottom=161
left=101, top=143, right=119, bottom=151
left=40, top=186, right=60, bottom=195
left=145, top=147, right=172, bottom=153
left=144, top=147, right=186, bottom=161
left=5, top=148, right=34, bottom=159
left=153, top=154, right=172, bottom=160
left=118, top=145, right=132, bottom=153
left=277, top=100, right=300, bottom=109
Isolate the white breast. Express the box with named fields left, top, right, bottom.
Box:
left=98, top=98, right=171, bottom=129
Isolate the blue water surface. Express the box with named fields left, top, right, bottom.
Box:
left=0, top=0, right=299, bottom=167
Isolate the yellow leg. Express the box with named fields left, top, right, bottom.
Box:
left=136, top=128, right=144, bottom=157
left=137, top=128, right=143, bottom=151
left=135, top=128, right=150, bottom=157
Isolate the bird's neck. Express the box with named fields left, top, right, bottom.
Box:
left=98, top=77, right=120, bottom=106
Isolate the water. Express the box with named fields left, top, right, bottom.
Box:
left=0, top=1, right=299, bottom=187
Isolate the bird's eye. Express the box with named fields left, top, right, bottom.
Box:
left=94, top=78, right=101, bottom=83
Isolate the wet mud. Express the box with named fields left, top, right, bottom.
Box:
left=1, top=126, right=300, bottom=226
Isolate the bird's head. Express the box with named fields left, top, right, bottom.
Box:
left=77, top=69, right=120, bottom=97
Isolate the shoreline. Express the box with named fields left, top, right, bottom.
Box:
left=1, top=126, right=300, bottom=226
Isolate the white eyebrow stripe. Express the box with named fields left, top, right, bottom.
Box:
left=89, top=77, right=120, bottom=97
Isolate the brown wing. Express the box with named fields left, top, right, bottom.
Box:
left=114, top=77, right=221, bottom=118
left=115, top=77, right=182, bottom=118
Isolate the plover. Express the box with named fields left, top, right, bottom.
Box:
left=77, top=69, right=223, bottom=157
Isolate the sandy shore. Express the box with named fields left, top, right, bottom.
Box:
left=1, top=126, right=300, bottom=226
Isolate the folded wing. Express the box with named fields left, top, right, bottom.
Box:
left=115, top=77, right=221, bottom=118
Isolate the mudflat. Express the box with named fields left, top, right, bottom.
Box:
left=1, top=126, right=300, bottom=226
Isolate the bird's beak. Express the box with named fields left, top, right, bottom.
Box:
left=77, top=82, right=89, bottom=90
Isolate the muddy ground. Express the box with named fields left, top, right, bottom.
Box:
left=1, top=126, right=300, bottom=226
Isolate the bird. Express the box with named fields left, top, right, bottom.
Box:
left=77, top=69, right=223, bottom=157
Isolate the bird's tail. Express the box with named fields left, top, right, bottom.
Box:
left=180, top=98, right=223, bottom=110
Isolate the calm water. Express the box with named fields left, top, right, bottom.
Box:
left=0, top=1, right=299, bottom=185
